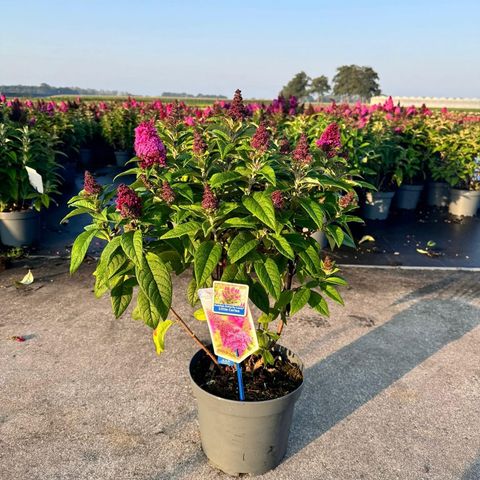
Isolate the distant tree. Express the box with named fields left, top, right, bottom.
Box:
left=279, top=71, right=311, bottom=101
left=332, top=65, right=381, bottom=101
left=309, top=75, right=330, bottom=100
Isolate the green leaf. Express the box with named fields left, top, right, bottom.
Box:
left=111, top=277, right=135, bottom=318
left=121, top=230, right=143, bottom=266
left=209, top=171, right=241, bottom=188
left=194, top=241, right=222, bottom=287
left=187, top=278, right=198, bottom=306
left=133, top=290, right=161, bottom=328
left=193, top=308, right=207, bottom=321
left=308, top=291, right=330, bottom=316
left=158, top=250, right=183, bottom=274
left=321, top=284, right=344, bottom=305
left=249, top=281, right=270, bottom=313
left=93, top=237, right=122, bottom=297
left=221, top=264, right=248, bottom=283
left=325, top=276, right=347, bottom=286
left=222, top=216, right=258, bottom=229
left=136, top=253, right=172, bottom=320
left=152, top=320, right=174, bottom=354
left=258, top=165, right=276, bottom=185
left=242, top=192, right=277, bottom=230
left=254, top=259, right=281, bottom=300
left=227, top=232, right=258, bottom=264
left=299, top=198, right=324, bottom=229
left=274, top=290, right=294, bottom=311
left=70, top=229, right=98, bottom=274
left=283, top=233, right=310, bottom=252
left=257, top=313, right=274, bottom=324
left=160, top=221, right=201, bottom=239
left=270, top=234, right=295, bottom=260
left=290, top=288, right=311, bottom=316
left=325, top=225, right=345, bottom=248
left=298, top=245, right=321, bottom=275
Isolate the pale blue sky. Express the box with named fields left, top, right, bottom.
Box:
left=1, top=0, right=479, bottom=98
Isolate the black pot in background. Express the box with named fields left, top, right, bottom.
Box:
left=394, top=184, right=424, bottom=210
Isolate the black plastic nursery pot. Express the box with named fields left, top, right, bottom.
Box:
left=0, top=209, right=40, bottom=247
left=427, top=182, right=450, bottom=207
left=114, top=150, right=130, bottom=167
left=394, top=184, right=424, bottom=210
left=363, top=191, right=395, bottom=220
left=189, top=345, right=304, bottom=476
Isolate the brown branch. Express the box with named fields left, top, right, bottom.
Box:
left=170, top=306, right=219, bottom=367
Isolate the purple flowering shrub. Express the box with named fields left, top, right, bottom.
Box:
left=65, top=89, right=366, bottom=366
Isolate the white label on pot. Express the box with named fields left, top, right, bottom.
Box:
left=25, top=166, right=44, bottom=194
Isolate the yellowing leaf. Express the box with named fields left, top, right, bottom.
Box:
left=359, top=235, right=375, bottom=244
left=20, top=269, right=34, bottom=285
left=152, top=320, right=173, bottom=355
left=193, top=308, right=207, bottom=321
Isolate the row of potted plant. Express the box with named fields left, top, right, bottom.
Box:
left=1, top=92, right=479, bottom=248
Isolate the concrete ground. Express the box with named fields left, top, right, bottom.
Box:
left=1, top=260, right=479, bottom=480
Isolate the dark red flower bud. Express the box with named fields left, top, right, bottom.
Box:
left=271, top=190, right=285, bottom=209
left=116, top=184, right=142, bottom=219
left=229, top=89, right=246, bottom=121
left=83, top=171, right=102, bottom=195
left=279, top=137, right=290, bottom=154
left=292, top=134, right=312, bottom=165
left=139, top=174, right=153, bottom=190
left=323, top=256, right=335, bottom=272
left=201, top=185, right=218, bottom=212
left=251, top=123, right=270, bottom=153
left=161, top=181, right=176, bottom=205
left=192, top=130, right=207, bottom=157
left=339, top=191, right=357, bottom=209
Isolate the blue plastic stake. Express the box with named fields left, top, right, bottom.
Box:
left=236, top=350, right=245, bottom=401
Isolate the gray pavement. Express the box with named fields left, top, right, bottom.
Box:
left=1, top=260, right=479, bottom=479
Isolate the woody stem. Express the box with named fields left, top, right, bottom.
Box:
left=170, top=307, right=219, bottom=367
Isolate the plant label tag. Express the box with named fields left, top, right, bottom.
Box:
left=217, top=356, right=235, bottom=367
left=198, top=287, right=258, bottom=363
left=212, top=281, right=249, bottom=317
left=25, top=166, right=44, bottom=194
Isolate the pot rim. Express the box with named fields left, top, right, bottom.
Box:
left=0, top=208, right=38, bottom=218
left=450, top=188, right=480, bottom=194
left=399, top=184, right=424, bottom=190
left=189, top=344, right=304, bottom=406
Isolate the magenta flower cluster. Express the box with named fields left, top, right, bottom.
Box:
left=134, top=121, right=167, bottom=169
left=116, top=184, right=142, bottom=219
left=316, top=123, right=342, bottom=158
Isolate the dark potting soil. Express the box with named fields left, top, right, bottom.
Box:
left=191, top=350, right=303, bottom=401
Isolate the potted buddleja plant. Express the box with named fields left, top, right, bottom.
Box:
left=0, top=123, right=62, bottom=246
left=429, top=119, right=480, bottom=216
left=100, top=103, right=138, bottom=166
left=65, top=91, right=362, bottom=475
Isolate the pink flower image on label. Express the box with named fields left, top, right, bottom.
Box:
left=198, top=288, right=258, bottom=363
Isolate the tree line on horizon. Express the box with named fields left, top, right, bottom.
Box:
left=280, top=65, right=381, bottom=102
left=0, top=83, right=132, bottom=98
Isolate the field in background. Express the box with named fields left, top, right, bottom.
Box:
left=39, top=95, right=274, bottom=106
